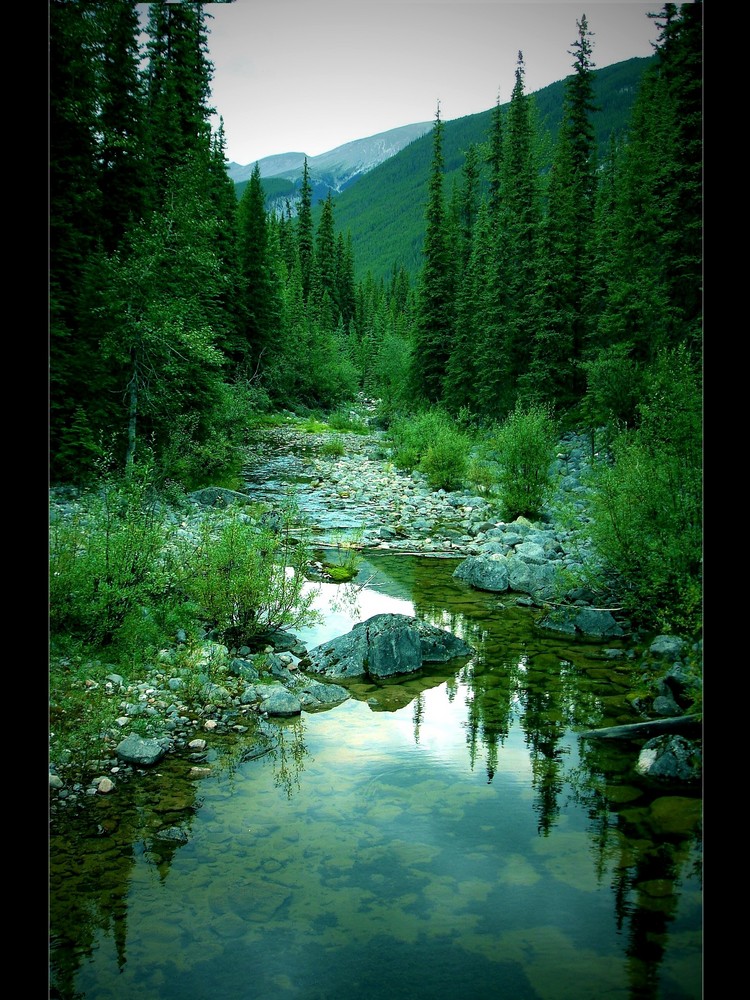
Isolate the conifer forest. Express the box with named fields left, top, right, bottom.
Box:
left=49, top=1, right=703, bottom=642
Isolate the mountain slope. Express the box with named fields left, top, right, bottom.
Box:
left=229, top=121, right=432, bottom=206
left=327, top=56, right=656, bottom=283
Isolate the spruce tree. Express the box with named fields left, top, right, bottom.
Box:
left=314, top=192, right=338, bottom=325
left=238, top=162, right=281, bottom=367
left=95, top=0, right=147, bottom=254
left=296, top=159, right=315, bottom=301
left=142, top=0, right=215, bottom=211
left=524, top=15, right=599, bottom=411
left=410, top=105, right=455, bottom=404
left=593, top=2, right=702, bottom=364
left=49, top=0, right=107, bottom=480
left=502, top=52, right=542, bottom=390
left=335, top=231, right=357, bottom=332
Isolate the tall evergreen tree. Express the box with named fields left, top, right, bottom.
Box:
left=410, top=105, right=455, bottom=404
left=50, top=0, right=108, bottom=480
left=296, top=159, right=315, bottom=301
left=238, top=162, right=281, bottom=366
left=593, top=2, right=702, bottom=364
left=651, top=1, right=703, bottom=350
left=313, top=192, right=338, bottom=324
left=95, top=164, right=228, bottom=471
left=502, top=52, right=542, bottom=389
left=95, top=0, right=147, bottom=254
left=142, top=0, right=215, bottom=211
left=335, top=231, right=357, bottom=332
left=524, top=15, right=599, bottom=410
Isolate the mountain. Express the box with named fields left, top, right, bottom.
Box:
left=324, top=55, right=656, bottom=283
left=228, top=55, right=655, bottom=283
left=228, top=121, right=432, bottom=208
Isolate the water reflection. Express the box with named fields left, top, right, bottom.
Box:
left=49, top=553, right=701, bottom=1000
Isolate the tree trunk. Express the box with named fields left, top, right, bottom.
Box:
left=579, top=714, right=702, bottom=740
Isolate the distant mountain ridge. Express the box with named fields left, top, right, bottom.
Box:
left=227, top=121, right=432, bottom=209
left=227, top=55, right=656, bottom=281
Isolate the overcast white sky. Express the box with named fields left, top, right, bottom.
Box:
left=196, top=1, right=671, bottom=166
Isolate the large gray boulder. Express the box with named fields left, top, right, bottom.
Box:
left=300, top=613, right=473, bottom=680
left=453, top=551, right=559, bottom=601
left=116, top=734, right=171, bottom=767
left=453, top=555, right=509, bottom=592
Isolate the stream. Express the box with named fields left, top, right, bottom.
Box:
left=48, top=428, right=703, bottom=1000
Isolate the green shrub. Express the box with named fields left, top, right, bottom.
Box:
left=183, top=503, right=321, bottom=648
left=585, top=345, right=702, bottom=635
left=320, top=436, right=346, bottom=457
left=586, top=437, right=701, bottom=634
left=388, top=409, right=460, bottom=470
left=49, top=657, right=123, bottom=780
left=466, top=458, right=496, bottom=495
left=49, top=460, right=176, bottom=649
left=327, top=409, right=369, bottom=434
left=419, top=425, right=469, bottom=490
left=492, top=403, right=558, bottom=520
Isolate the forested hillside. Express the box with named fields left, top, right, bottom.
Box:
left=49, top=0, right=702, bottom=638
left=321, top=56, right=656, bottom=283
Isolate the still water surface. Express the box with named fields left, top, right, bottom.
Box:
left=49, top=553, right=702, bottom=1000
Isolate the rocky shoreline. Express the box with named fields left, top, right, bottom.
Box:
left=49, top=420, right=703, bottom=813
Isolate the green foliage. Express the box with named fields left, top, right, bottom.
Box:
left=183, top=503, right=321, bottom=648
left=320, top=436, right=346, bottom=457
left=327, top=59, right=653, bottom=285
left=317, top=529, right=364, bottom=583
left=419, top=427, right=469, bottom=491
left=388, top=408, right=470, bottom=490
left=327, top=409, right=370, bottom=434
left=585, top=345, right=702, bottom=635
left=580, top=343, right=645, bottom=447
left=465, top=458, right=496, bottom=496
left=49, top=458, right=180, bottom=650
left=49, top=655, right=123, bottom=781
left=491, top=403, right=558, bottom=520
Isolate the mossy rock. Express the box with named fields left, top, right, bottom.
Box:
left=324, top=563, right=358, bottom=583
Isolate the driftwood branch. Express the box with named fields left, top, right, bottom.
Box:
left=579, top=714, right=702, bottom=740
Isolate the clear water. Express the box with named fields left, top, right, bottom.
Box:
left=49, top=553, right=702, bottom=1000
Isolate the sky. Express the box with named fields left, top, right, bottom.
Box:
left=196, top=1, right=670, bottom=166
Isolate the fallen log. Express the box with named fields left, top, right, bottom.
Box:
left=579, top=714, right=702, bottom=740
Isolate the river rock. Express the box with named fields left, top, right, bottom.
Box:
left=258, top=686, right=302, bottom=717
left=635, top=734, right=702, bottom=784
left=538, top=607, right=624, bottom=638
left=300, top=613, right=474, bottom=680
left=116, top=734, right=171, bottom=766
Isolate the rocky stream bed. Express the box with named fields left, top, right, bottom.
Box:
left=49, top=418, right=703, bottom=814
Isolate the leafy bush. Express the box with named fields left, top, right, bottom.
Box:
left=320, top=436, right=346, bottom=457
left=579, top=344, right=645, bottom=453
left=49, top=460, right=178, bottom=649
left=466, top=458, right=496, bottom=495
left=419, top=425, right=469, bottom=490
left=491, top=403, right=558, bottom=520
left=585, top=345, right=702, bottom=635
left=183, top=503, right=321, bottom=648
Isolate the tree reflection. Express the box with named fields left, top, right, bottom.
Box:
left=49, top=755, right=202, bottom=996
left=570, top=737, right=702, bottom=1000
left=266, top=716, right=308, bottom=799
